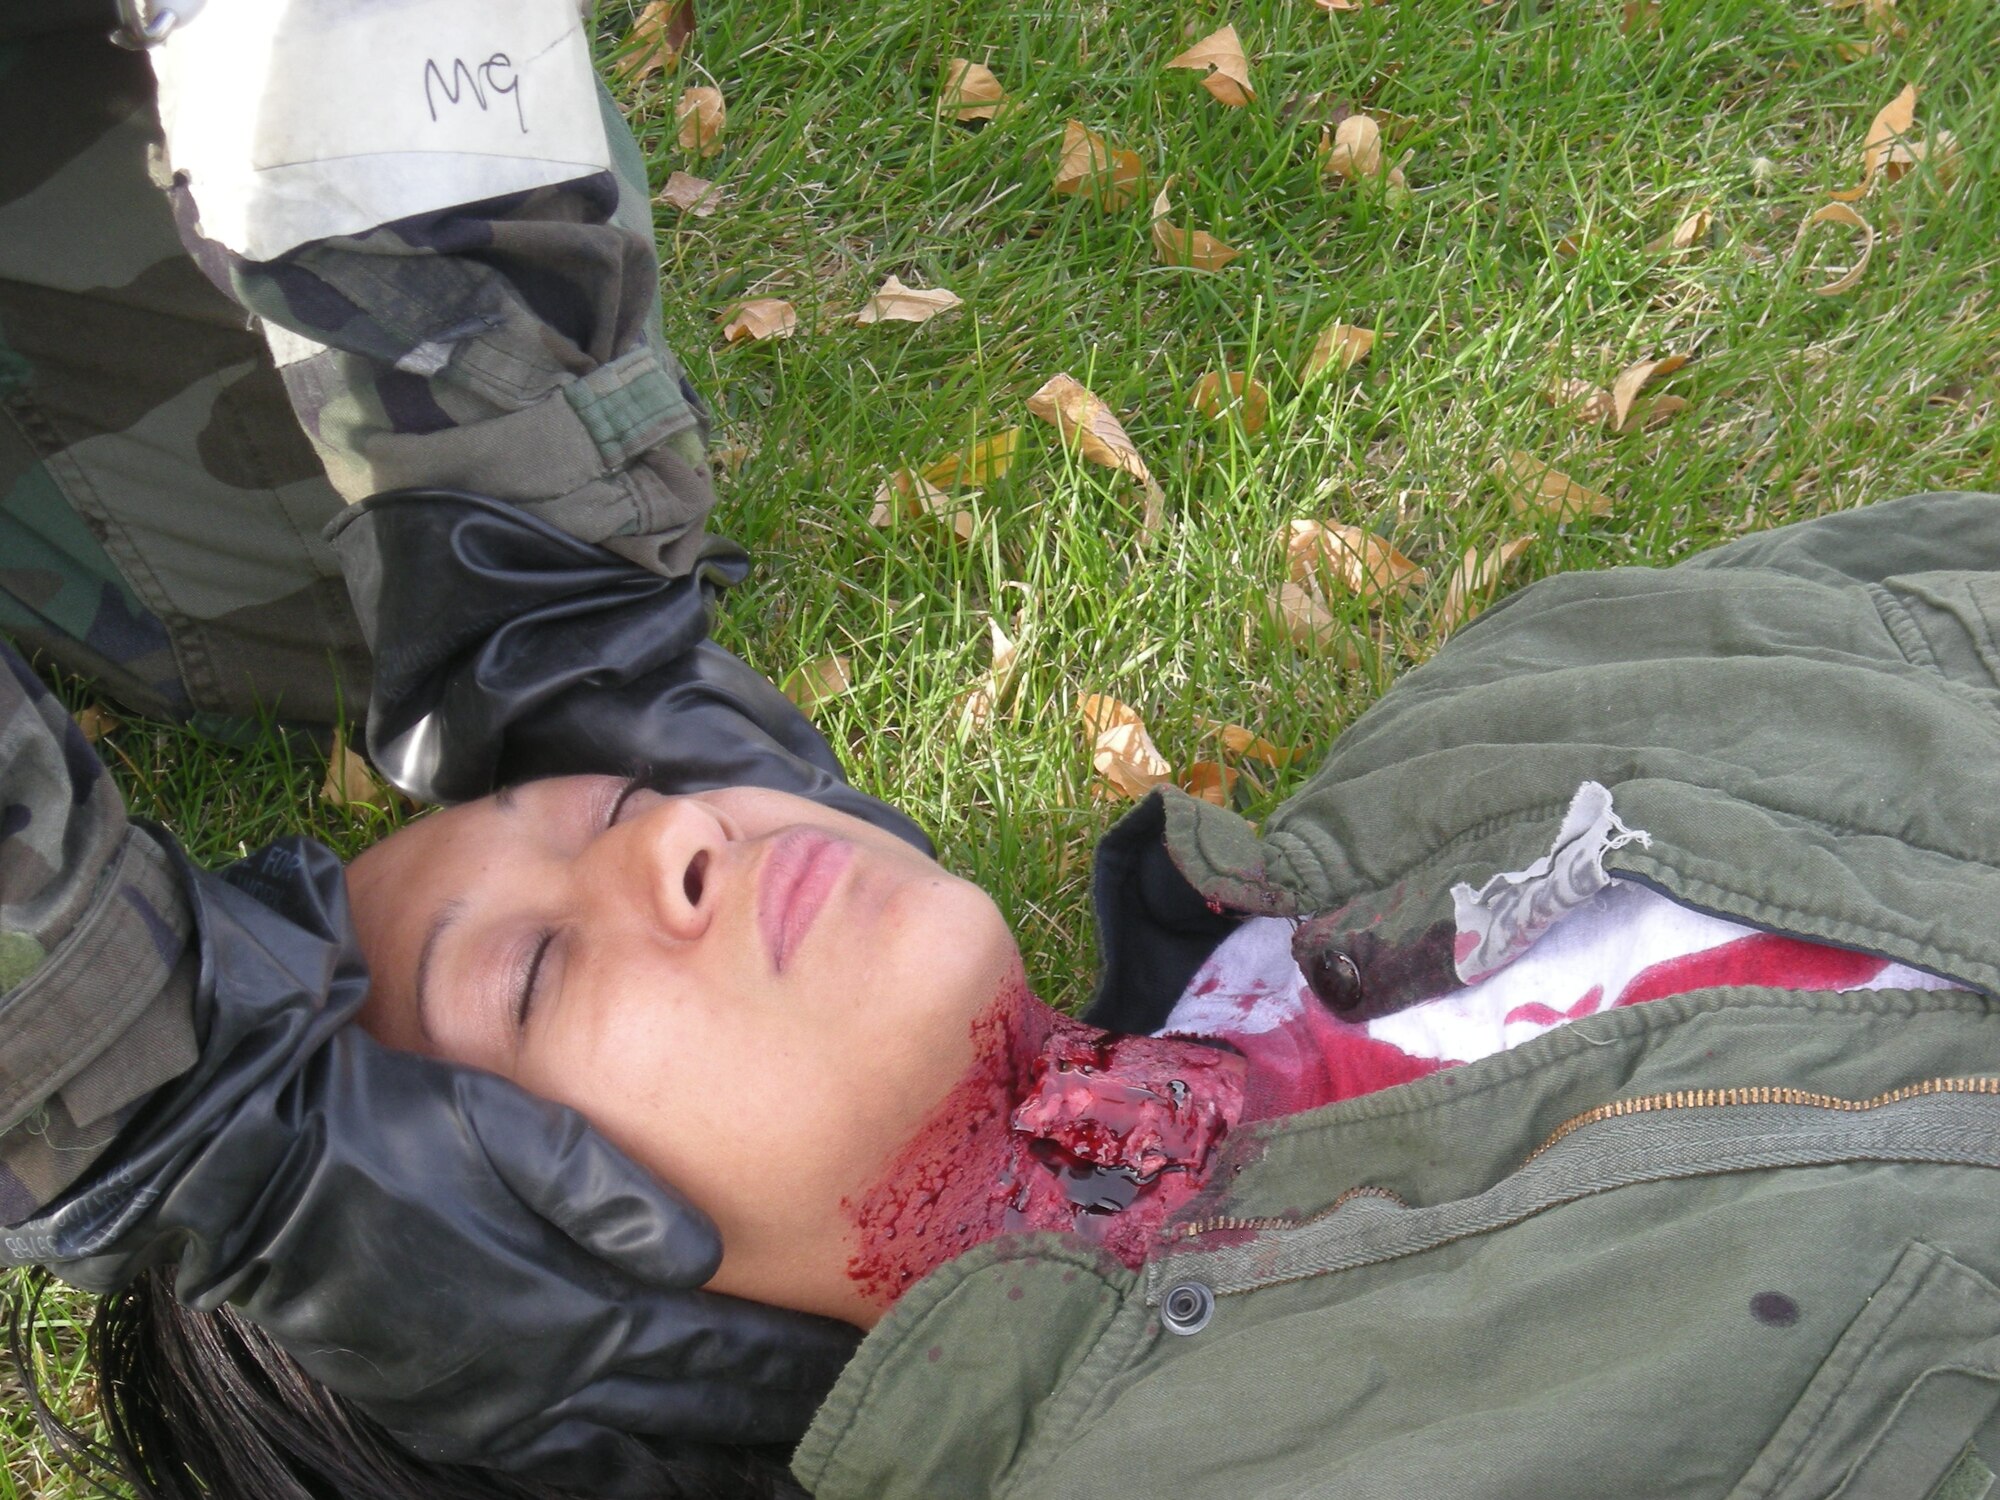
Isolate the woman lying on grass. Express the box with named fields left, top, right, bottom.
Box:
left=43, top=491, right=2000, bottom=1500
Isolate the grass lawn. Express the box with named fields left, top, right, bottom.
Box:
left=6, top=0, right=1996, bottom=1491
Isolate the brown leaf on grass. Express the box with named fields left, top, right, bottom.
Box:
left=960, top=617, right=1022, bottom=731
left=322, top=727, right=396, bottom=810
left=618, top=0, right=696, bottom=82
left=1317, top=0, right=1362, bottom=10
left=657, top=171, right=723, bottom=216
left=1621, top=0, right=1661, bottom=33
left=922, top=429, right=1021, bottom=489
left=1054, top=121, right=1145, bottom=211
left=940, top=59, right=1008, bottom=122
left=1645, top=209, right=1713, bottom=255
left=676, top=86, right=726, bottom=157
left=1179, top=761, right=1239, bottom=806
left=1286, top=519, right=1427, bottom=605
left=1545, top=375, right=1615, bottom=426
left=783, top=654, right=853, bottom=712
left=870, top=469, right=975, bottom=543
left=1626, top=394, right=1690, bottom=430
left=719, top=298, right=796, bottom=342
left=1302, top=321, right=1376, bottom=381
left=1794, top=201, right=1874, bottom=295
left=1027, top=373, right=1167, bottom=532
left=1546, top=357, right=1690, bottom=433
left=1214, top=722, right=1302, bottom=766
left=852, top=275, right=963, bottom=326
left=1191, top=372, right=1269, bottom=433
left=1609, top=353, right=1690, bottom=430
left=1165, top=25, right=1255, bottom=107
left=1269, top=581, right=1363, bottom=664
left=1831, top=83, right=1918, bottom=201
left=1079, top=694, right=1173, bottom=800
left=1321, top=115, right=1409, bottom=190
left=72, top=704, right=118, bottom=743
left=1149, top=184, right=1241, bottom=270
left=1491, top=452, right=1613, bottom=522
left=1554, top=228, right=1590, bottom=259
left=1438, top=537, right=1534, bottom=634
left=1321, top=114, right=1381, bottom=178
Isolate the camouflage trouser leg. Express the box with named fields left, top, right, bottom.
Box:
left=0, top=28, right=373, bottom=736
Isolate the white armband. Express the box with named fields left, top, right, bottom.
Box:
left=150, top=0, right=613, bottom=262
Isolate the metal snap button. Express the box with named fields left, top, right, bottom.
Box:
left=1304, top=948, right=1364, bottom=1016
left=1161, top=1281, right=1215, bottom=1336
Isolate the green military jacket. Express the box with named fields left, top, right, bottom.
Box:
left=794, top=491, right=2000, bottom=1500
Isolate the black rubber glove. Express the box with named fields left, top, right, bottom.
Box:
left=327, top=488, right=932, bottom=853
left=4, top=833, right=859, bottom=1495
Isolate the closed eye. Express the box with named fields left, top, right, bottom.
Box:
left=516, top=929, right=556, bottom=1030
left=606, top=775, right=647, bottom=828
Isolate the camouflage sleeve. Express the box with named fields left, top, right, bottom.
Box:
left=0, top=644, right=198, bottom=1225
left=164, top=79, right=718, bottom=579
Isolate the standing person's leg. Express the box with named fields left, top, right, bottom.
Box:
left=0, top=25, right=371, bottom=736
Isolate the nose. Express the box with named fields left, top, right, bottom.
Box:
left=583, top=793, right=727, bottom=943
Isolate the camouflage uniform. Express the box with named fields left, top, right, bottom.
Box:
left=0, top=5, right=719, bottom=1216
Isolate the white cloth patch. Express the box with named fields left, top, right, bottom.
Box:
left=1449, top=780, right=1650, bottom=984
left=151, top=0, right=613, bottom=262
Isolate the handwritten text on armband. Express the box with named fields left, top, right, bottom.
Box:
left=423, top=54, right=527, bottom=134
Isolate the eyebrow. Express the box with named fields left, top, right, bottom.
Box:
left=414, top=897, right=469, bottom=1048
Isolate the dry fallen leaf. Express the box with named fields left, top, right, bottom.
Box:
left=618, top=0, right=695, bottom=82
left=1165, top=25, right=1255, bottom=107
left=1287, top=519, right=1427, bottom=606
left=708, top=441, right=751, bottom=473
left=1079, top=694, right=1174, bottom=800
left=1609, top=353, right=1690, bottom=431
left=1150, top=184, right=1241, bottom=271
left=1321, top=115, right=1409, bottom=190
left=1302, top=321, right=1376, bottom=381
left=677, top=86, right=726, bottom=157
left=72, top=704, right=118, bottom=743
left=719, top=298, right=796, bottom=343
left=1317, top=0, right=1362, bottom=10
left=1831, top=83, right=1918, bottom=201
left=1646, top=209, right=1713, bottom=255
left=1621, top=0, right=1661, bottom=33
left=940, top=59, right=1008, bottom=122
left=1027, top=373, right=1167, bottom=532
left=1054, top=121, right=1145, bottom=211
left=1794, top=201, right=1875, bottom=295
left=870, top=469, right=976, bottom=543
left=657, top=170, right=723, bottom=216
left=1545, top=375, right=1615, bottom=427
left=322, top=726, right=395, bottom=810
left=1546, top=356, right=1690, bottom=433
left=1439, top=537, right=1534, bottom=634
left=1322, top=114, right=1382, bottom=178
left=1191, top=372, right=1270, bottom=433
left=922, top=429, right=1021, bottom=489
left=783, top=654, right=853, bottom=712
left=852, top=274, right=963, bottom=326
left=1270, top=580, right=1353, bottom=657
left=1491, top=452, right=1614, bottom=522
left=961, top=616, right=1022, bottom=731
left=1215, top=722, right=1302, bottom=766
left=1179, top=761, right=1239, bottom=806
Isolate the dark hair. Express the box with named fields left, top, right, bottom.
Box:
left=9, top=1268, right=811, bottom=1500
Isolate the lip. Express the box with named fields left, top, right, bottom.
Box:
left=758, top=829, right=853, bottom=972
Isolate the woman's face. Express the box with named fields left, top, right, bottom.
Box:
left=343, top=776, right=1020, bottom=1325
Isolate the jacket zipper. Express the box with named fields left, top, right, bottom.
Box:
left=1171, top=1075, right=2000, bottom=1244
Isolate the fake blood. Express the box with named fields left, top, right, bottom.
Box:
left=843, top=977, right=1246, bottom=1308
